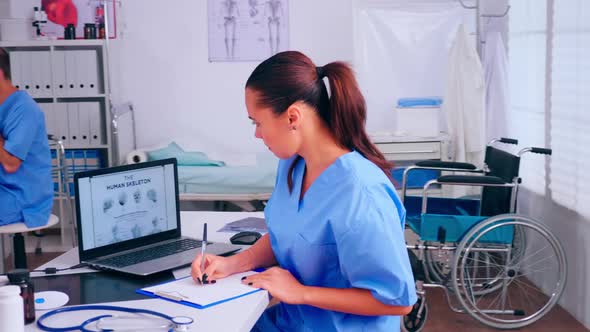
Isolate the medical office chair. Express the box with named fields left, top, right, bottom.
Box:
left=0, top=135, right=72, bottom=273
left=400, top=138, right=566, bottom=331
left=0, top=215, right=59, bottom=271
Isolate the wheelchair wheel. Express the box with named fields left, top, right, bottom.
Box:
left=452, top=214, right=567, bottom=329
left=424, top=247, right=452, bottom=284
left=462, top=224, right=529, bottom=296
left=402, top=295, right=427, bottom=332
left=424, top=234, right=526, bottom=295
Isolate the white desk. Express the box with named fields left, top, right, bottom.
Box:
left=25, top=211, right=268, bottom=332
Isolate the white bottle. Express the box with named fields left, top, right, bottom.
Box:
left=0, top=285, right=25, bottom=332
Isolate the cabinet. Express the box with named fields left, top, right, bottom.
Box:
left=0, top=39, right=112, bottom=166
left=372, top=135, right=450, bottom=197
left=0, top=40, right=112, bottom=248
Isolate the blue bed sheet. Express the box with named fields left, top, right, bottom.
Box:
left=178, top=163, right=277, bottom=195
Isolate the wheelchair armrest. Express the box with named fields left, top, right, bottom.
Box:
left=401, top=164, right=483, bottom=201
left=415, top=160, right=477, bottom=170
left=419, top=175, right=514, bottom=213
left=437, top=175, right=507, bottom=185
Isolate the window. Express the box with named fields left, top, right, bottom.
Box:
left=507, top=0, right=548, bottom=194
left=550, top=0, right=590, bottom=216
left=508, top=0, right=590, bottom=217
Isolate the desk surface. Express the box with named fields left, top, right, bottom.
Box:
left=25, top=211, right=268, bottom=332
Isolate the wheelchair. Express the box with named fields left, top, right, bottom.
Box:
left=400, top=138, right=567, bottom=331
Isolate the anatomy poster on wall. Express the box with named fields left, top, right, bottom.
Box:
left=208, top=0, right=289, bottom=62
left=89, top=167, right=169, bottom=247
left=41, top=0, right=117, bottom=39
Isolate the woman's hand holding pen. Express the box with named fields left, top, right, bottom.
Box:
left=191, top=254, right=237, bottom=284
left=241, top=267, right=306, bottom=305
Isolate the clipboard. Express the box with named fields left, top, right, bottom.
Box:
left=136, top=271, right=262, bottom=309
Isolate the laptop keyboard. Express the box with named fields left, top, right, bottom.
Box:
left=94, top=238, right=202, bottom=268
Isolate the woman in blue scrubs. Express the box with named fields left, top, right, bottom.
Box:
left=192, top=51, right=416, bottom=331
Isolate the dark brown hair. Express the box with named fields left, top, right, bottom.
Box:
left=0, top=48, right=10, bottom=80
left=245, top=51, right=393, bottom=192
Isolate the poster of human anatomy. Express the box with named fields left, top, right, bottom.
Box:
left=208, top=0, right=289, bottom=62
left=89, top=167, right=169, bottom=247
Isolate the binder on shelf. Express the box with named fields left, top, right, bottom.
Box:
left=20, top=52, right=32, bottom=93
left=54, top=103, right=69, bottom=143
left=39, top=103, right=56, bottom=139
left=67, top=103, right=80, bottom=145
left=65, top=51, right=78, bottom=96
left=79, top=50, right=100, bottom=95
left=77, top=102, right=91, bottom=147
left=40, top=51, right=53, bottom=97
left=88, top=102, right=102, bottom=146
left=30, top=51, right=44, bottom=97
left=9, top=51, right=22, bottom=90
left=51, top=50, right=67, bottom=96
left=72, top=150, right=86, bottom=174
left=84, top=150, right=101, bottom=170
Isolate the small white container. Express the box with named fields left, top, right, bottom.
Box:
left=0, top=285, right=25, bottom=332
left=395, top=107, right=441, bottom=137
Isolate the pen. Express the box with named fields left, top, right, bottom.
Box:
left=154, top=291, right=185, bottom=302
left=200, top=223, right=208, bottom=283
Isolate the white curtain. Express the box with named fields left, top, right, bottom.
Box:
left=353, top=1, right=468, bottom=134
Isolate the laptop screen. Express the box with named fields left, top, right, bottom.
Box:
left=76, top=160, right=178, bottom=251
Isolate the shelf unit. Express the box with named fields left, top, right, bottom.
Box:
left=0, top=40, right=115, bottom=166
left=1, top=39, right=112, bottom=248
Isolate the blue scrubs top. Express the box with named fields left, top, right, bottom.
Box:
left=254, top=151, right=416, bottom=332
left=0, top=91, right=53, bottom=227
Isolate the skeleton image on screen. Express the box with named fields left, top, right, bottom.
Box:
left=131, top=224, right=142, bottom=238
left=221, top=0, right=239, bottom=59
left=83, top=164, right=176, bottom=249
left=133, top=189, right=142, bottom=204
left=110, top=225, right=121, bottom=244
left=103, top=198, right=114, bottom=213
left=151, top=216, right=163, bottom=234
left=117, top=191, right=128, bottom=213
left=118, top=192, right=127, bottom=206
left=147, top=189, right=157, bottom=203
left=265, top=0, right=283, bottom=55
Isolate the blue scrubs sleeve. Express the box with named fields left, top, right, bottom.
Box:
left=336, top=192, right=417, bottom=307
left=2, top=104, right=40, bottom=161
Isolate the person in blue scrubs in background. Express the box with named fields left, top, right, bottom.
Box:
left=0, top=48, right=53, bottom=227
left=192, top=50, right=416, bottom=331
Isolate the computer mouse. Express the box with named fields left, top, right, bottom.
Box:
left=230, top=231, right=262, bottom=245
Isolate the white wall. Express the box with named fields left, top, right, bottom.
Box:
left=109, top=0, right=505, bottom=162
left=516, top=189, right=590, bottom=328
left=0, top=0, right=40, bottom=19
left=108, top=0, right=353, bottom=161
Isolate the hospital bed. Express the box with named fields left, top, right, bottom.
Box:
left=177, top=163, right=276, bottom=210
left=130, top=143, right=277, bottom=211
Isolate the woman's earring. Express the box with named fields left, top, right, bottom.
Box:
left=290, top=126, right=297, bottom=131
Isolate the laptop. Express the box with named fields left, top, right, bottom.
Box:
left=74, top=158, right=240, bottom=276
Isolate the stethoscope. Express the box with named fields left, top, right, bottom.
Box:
left=36, top=305, right=194, bottom=332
